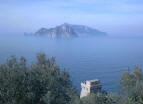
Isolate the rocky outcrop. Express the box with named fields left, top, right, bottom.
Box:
left=35, top=23, right=107, bottom=38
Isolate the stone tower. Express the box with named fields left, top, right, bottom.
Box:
left=80, top=79, right=102, bottom=98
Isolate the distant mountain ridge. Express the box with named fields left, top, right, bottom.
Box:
left=34, top=23, right=107, bottom=38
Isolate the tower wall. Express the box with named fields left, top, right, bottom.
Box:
left=80, top=79, right=102, bottom=98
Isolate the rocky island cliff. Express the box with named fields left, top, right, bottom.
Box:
left=34, top=23, right=107, bottom=38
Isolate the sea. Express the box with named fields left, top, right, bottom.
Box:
left=1, top=34, right=143, bottom=93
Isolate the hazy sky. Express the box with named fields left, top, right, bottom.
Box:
left=0, top=0, right=143, bottom=36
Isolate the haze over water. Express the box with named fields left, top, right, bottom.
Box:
left=0, top=35, right=143, bottom=93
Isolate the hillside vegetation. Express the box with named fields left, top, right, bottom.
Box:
left=0, top=53, right=143, bottom=104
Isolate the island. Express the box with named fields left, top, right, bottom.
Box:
left=33, top=23, right=107, bottom=38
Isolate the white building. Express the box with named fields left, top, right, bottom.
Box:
left=80, top=79, right=102, bottom=98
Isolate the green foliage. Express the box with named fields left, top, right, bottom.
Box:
left=1, top=53, right=143, bottom=104
left=81, top=92, right=118, bottom=104
left=120, top=66, right=143, bottom=103
left=0, top=53, right=78, bottom=104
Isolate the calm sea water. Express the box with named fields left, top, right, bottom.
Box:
left=1, top=35, right=143, bottom=93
